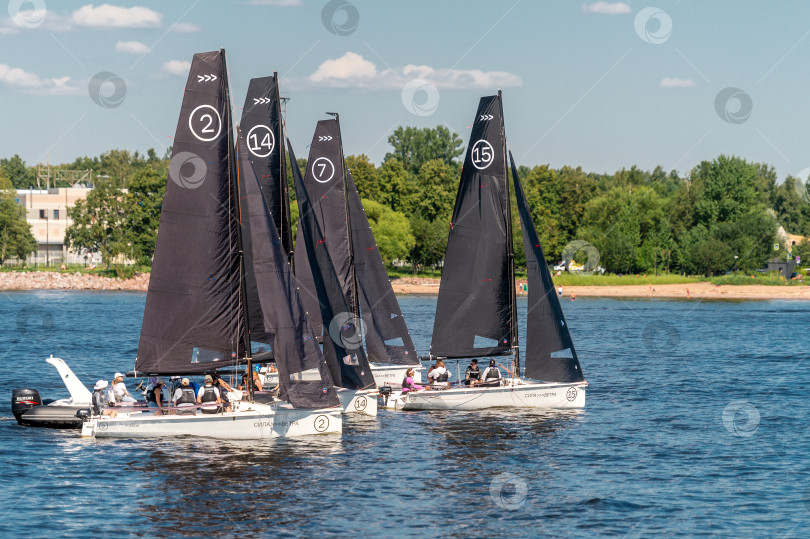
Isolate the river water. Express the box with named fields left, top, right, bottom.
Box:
left=0, top=291, right=807, bottom=537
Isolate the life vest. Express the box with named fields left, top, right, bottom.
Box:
left=176, top=387, right=196, bottom=405
left=402, top=376, right=414, bottom=392
left=485, top=366, right=501, bottom=380
left=467, top=367, right=481, bottom=380
left=201, top=386, right=219, bottom=403
left=146, top=387, right=161, bottom=404
left=435, top=371, right=449, bottom=383
left=92, top=390, right=108, bottom=415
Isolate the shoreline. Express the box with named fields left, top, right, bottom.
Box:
left=1, top=272, right=808, bottom=300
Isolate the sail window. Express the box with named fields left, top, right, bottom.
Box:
left=383, top=337, right=404, bottom=347
left=474, top=335, right=500, bottom=349
left=551, top=349, right=574, bottom=359
left=289, top=368, right=323, bottom=382
left=342, top=353, right=360, bottom=366
left=251, top=341, right=272, bottom=354
left=191, top=347, right=227, bottom=364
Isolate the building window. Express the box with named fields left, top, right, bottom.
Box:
left=53, top=209, right=59, bottom=220
left=39, top=209, right=46, bottom=219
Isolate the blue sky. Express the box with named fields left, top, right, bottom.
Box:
left=2, top=0, right=810, bottom=180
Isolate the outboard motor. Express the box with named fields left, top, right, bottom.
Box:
left=12, top=389, right=42, bottom=425
left=378, top=385, right=392, bottom=406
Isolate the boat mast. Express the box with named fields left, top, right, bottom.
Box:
left=499, top=90, right=519, bottom=379
left=275, top=72, right=294, bottom=271
left=328, top=112, right=362, bottom=321
left=224, top=48, right=254, bottom=400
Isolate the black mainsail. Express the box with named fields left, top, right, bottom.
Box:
left=288, top=139, right=375, bottom=390
left=136, top=50, right=245, bottom=375
left=430, top=94, right=513, bottom=359
left=510, top=152, right=584, bottom=383
left=236, top=131, right=340, bottom=408
left=346, top=171, right=419, bottom=365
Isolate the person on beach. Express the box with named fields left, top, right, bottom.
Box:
left=401, top=368, right=425, bottom=394
left=146, top=379, right=165, bottom=415
left=172, top=378, right=197, bottom=415
left=465, top=359, right=482, bottom=386
left=558, top=285, right=563, bottom=297
left=92, top=380, right=117, bottom=418
left=111, top=372, right=137, bottom=403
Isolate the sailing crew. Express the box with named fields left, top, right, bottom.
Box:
left=464, top=359, right=482, bottom=386
left=146, top=379, right=166, bottom=415
left=212, top=375, right=234, bottom=411
left=172, top=378, right=197, bottom=415
left=401, top=368, right=425, bottom=394
left=111, top=372, right=137, bottom=403
left=92, top=380, right=117, bottom=418
left=427, top=359, right=451, bottom=390
left=481, top=359, right=502, bottom=386
left=197, top=375, right=222, bottom=414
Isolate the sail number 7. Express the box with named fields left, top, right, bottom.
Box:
left=471, top=139, right=495, bottom=170
left=188, top=105, right=222, bottom=142
left=311, top=157, right=336, bottom=183
left=247, top=124, right=275, bottom=158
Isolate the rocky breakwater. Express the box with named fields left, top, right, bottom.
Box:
left=0, top=271, right=150, bottom=291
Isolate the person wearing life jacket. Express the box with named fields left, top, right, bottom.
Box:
left=401, top=368, right=425, bottom=394
left=92, top=380, right=117, bottom=418
left=465, top=359, right=482, bottom=386
left=197, top=375, right=222, bottom=414
left=480, top=359, right=502, bottom=386
left=172, top=378, right=197, bottom=415
left=427, top=359, right=451, bottom=390
left=213, top=374, right=234, bottom=412
left=146, top=378, right=166, bottom=415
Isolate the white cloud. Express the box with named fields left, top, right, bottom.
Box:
left=115, top=40, right=150, bottom=54
left=305, top=52, right=522, bottom=90
left=310, top=52, right=376, bottom=83
left=660, top=77, right=696, bottom=88
left=170, top=22, right=200, bottom=33
left=162, top=60, right=191, bottom=76
left=582, top=2, right=631, bottom=14
left=0, top=64, right=82, bottom=95
left=71, top=4, right=161, bottom=28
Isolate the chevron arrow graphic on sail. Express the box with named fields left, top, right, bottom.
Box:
left=253, top=97, right=270, bottom=104
left=318, top=135, right=333, bottom=141
left=480, top=114, right=494, bottom=121
left=197, top=74, right=218, bottom=82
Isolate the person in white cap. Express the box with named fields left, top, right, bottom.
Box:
left=172, top=378, right=197, bottom=415
left=111, top=372, right=137, bottom=403
left=92, top=380, right=117, bottom=418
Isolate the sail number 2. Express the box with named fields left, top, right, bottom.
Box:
left=471, top=140, right=494, bottom=170
left=188, top=104, right=222, bottom=142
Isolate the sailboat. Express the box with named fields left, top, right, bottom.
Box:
left=80, top=50, right=342, bottom=439
left=392, top=92, right=588, bottom=411
left=290, top=115, right=422, bottom=394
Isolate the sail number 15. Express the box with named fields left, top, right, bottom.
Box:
left=471, top=140, right=495, bottom=170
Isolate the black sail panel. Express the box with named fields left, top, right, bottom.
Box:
left=289, top=140, right=376, bottom=390
left=136, top=50, right=245, bottom=374
left=236, top=132, right=340, bottom=408
left=430, top=95, right=512, bottom=359
left=301, top=119, right=355, bottom=311
left=511, top=153, right=584, bottom=383
left=346, top=171, right=419, bottom=365
left=294, top=225, right=325, bottom=337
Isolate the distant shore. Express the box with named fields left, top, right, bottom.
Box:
left=1, top=272, right=809, bottom=300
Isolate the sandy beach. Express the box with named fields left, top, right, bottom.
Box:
left=1, top=272, right=808, bottom=299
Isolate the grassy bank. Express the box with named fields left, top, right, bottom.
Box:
left=0, top=264, right=150, bottom=279
left=549, top=273, right=703, bottom=286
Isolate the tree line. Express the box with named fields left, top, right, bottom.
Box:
left=1, top=125, right=809, bottom=275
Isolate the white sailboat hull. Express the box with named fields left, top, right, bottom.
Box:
left=383, top=380, right=587, bottom=411
left=261, top=364, right=423, bottom=390
left=80, top=401, right=342, bottom=439
left=337, top=388, right=378, bottom=417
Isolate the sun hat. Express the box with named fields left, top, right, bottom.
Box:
left=94, top=380, right=108, bottom=390
left=204, top=374, right=213, bottom=383
left=181, top=377, right=190, bottom=385
left=114, top=372, right=124, bottom=379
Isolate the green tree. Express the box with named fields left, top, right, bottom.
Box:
left=408, top=213, right=448, bottom=269
left=384, top=126, right=463, bottom=175
left=0, top=155, right=36, bottom=189
left=361, top=199, right=414, bottom=265
left=345, top=154, right=379, bottom=200
left=125, top=164, right=167, bottom=264
left=0, top=174, right=36, bottom=264
left=376, top=158, right=411, bottom=212
left=65, top=179, right=127, bottom=267
left=410, top=159, right=458, bottom=221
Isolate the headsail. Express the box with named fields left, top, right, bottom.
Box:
left=136, top=50, right=245, bottom=374
left=510, top=153, right=584, bottom=383
left=430, top=94, right=513, bottom=359
left=236, top=131, right=340, bottom=408
left=289, top=140, right=375, bottom=390
left=346, top=171, right=419, bottom=365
